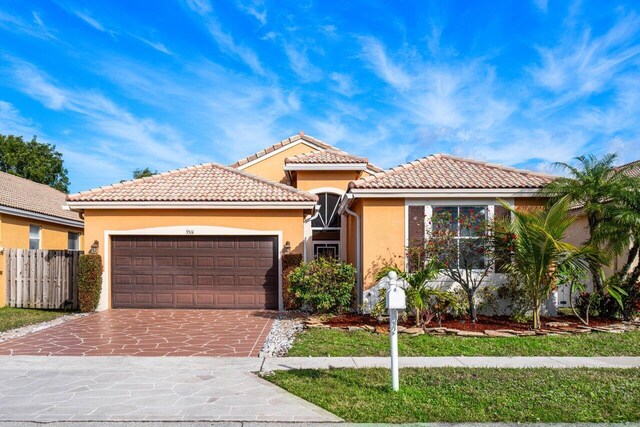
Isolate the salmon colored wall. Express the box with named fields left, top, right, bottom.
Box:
left=360, top=198, right=405, bottom=289
left=295, top=170, right=361, bottom=192
left=345, top=199, right=362, bottom=268
left=81, top=208, right=307, bottom=308
left=0, top=213, right=83, bottom=306
left=241, top=142, right=319, bottom=184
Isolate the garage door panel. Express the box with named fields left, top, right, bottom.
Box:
left=112, top=235, right=277, bottom=309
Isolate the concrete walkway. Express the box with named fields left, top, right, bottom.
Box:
left=262, top=356, right=640, bottom=371
left=0, top=357, right=340, bottom=423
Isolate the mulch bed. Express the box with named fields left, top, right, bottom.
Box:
left=321, top=314, right=620, bottom=332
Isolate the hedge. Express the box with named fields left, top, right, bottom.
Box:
left=78, top=254, right=103, bottom=312
left=282, top=254, right=303, bottom=310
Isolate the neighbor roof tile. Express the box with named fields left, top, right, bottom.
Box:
left=0, top=171, right=82, bottom=222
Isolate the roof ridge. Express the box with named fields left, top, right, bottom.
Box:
left=230, top=133, right=335, bottom=168
left=348, top=153, right=557, bottom=189
left=285, top=148, right=368, bottom=164
left=67, top=163, right=217, bottom=200
left=67, top=162, right=318, bottom=202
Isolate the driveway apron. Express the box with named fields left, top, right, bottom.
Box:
left=0, top=309, right=274, bottom=357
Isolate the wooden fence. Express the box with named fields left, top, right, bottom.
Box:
left=5, top=249, right=83, bottom=309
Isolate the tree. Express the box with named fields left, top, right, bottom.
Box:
left=423, top=207, right=501, bottom=323
left=542, top=154, right=638, bottom=290
left=502, top=198, right=605, bottom=329
left=0, top=134, right=70, bottom=192
left=132, top=167, right=157, bottom=179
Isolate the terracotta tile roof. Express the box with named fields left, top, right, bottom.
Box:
left=0, top=171, right=82, bottom=223
left=230, top=133, right=333, bottom=168
left=617, top=160, right=640, bottom=178
left=67, top=163, right=318, bottom=203
left=349, top=154, right=556, bottom=190
left=286, top=149, right=368, bottom=165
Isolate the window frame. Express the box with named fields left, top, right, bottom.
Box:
left=29, top=225, right=42, bottom=250
left=313, top=241, right=340, bottom=259
left=311, top=192, right=342, bottom=231
left=68, top=232, right=80, bottom=251
left=431, top=205, right=488, bottom=270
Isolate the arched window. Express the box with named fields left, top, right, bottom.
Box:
left=311, top=193, right=341, bottom=230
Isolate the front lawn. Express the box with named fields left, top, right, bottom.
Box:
left=266, top=367, right=640, bottom=423
left=288, top=328, right=640, bottom=356
left=0, top=307, right=68, bottom=333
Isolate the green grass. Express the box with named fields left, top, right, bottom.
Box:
left=288, top=328, right=640, bottom=356
left=0, top=307, right=68, bottom=333
left=266, top=367, right=640, bottom=423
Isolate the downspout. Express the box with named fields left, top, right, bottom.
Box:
left=343, top=194, right=362, bottom=308
left=303, top=206, right=321, bottom=261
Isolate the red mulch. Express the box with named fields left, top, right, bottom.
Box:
left=321, top=314, right=620, bottom=332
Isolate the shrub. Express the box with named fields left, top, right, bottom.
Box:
left=288, top=257, right=356, bottom=313
left=282, top=254, right=303, bottom=310
left=77, top=254, right=103, bottom=312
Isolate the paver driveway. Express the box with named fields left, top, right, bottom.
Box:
left=0, top=310, right=275, bottom=357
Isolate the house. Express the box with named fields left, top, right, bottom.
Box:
left=558, top=159, right=640, bottom=306
left=0, top=171, right=84, bottom=306
left=66, top=133, right=554, bottom=311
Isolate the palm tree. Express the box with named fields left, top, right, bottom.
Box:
left=542, top=154, right=638, bottom=290
left=501, top=198, right=605, bottom=329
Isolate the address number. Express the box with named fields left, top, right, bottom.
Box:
left=185, top=229, right=195, bottom=235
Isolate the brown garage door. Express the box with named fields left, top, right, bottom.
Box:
left=111, top=235, right=278, bottom=309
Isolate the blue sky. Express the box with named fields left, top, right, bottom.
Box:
left=1, top=0, right=639, bottom=192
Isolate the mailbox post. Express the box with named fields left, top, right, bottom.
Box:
left=385, top=271, right=406, bottom=392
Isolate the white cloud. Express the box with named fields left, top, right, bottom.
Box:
left=0, top=9, right=56, bottom=40
left=329, top=72, right=358, bottom=97
left=132, top=35, right=172, bottom=55
left=284, top=44, right=323, bottom=82
left=72, top=9, right=108, bottom=33
left=183, top=1, right=265, bottom=75
left=0, top=101, right=40, bottom=137
left=533, top=0, right=548, bottom=13
left=359, top=36, right=412, bottom=90
left=237, top=1, right=267, bottom=26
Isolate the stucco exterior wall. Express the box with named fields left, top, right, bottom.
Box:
left=81, top=208, right=307, bottom=309
left=295, top=170, right=361, bottom=193
left=360, top=198, right=405, bottom=290
left=240, top=142, right=319, bottom=184
left=0, top=213, right=83, bottom=306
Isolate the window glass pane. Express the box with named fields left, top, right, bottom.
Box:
left=432, top=207, right=457, bottom=233
left=459, top=238, right=485, bottom=269
left=68, top=232, right=79, bottom=250
left=29, top=225, right=41, bottom=239
left=459, top=206, right=486, bottom=237
left=29, top=239, right=40, bottom=250
left=311, top=193, right=341, bottom=229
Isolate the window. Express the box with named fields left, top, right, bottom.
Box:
left=431, top=206, right=487, bottom=269
left=311, top=193, right=341, bottom=230
left=29, top=225, right=41, bottom=250
left=68, top=232, right=80, bottom=251
left=313, top=242, right=340, bottom=259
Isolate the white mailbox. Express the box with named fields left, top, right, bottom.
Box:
left=385, top=271, right=406, bottom=310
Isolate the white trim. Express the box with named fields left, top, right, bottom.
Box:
left=284, top=163, right=368, bottom=171
left=405, top=198, right=515, bottom=206
left=99, top=225, right=284, bottom=312
left=67, top=201, right=316, bottom=210
left=0, top=205, right=83, bottom=228
left=307, top=187, right=346, bottom=195
left=350, top=188, right=542, bottom=198
left=312, top=241, right=341, bottom=258
left=236, top=139, right=324, bottom=170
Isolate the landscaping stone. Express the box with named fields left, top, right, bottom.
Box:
left=362, top=325, right=375, bottom=332
left=403, top=327, right=424, bottom=335
left=546, top=321, right=571, bottom=327
left=374, top=325, right=389, bottom=335
left=445, top=328, right=461, bottom=334
left=456, top=331, right=486, bottom=337
left=260, top=316, right=305, bottom=358
left=347, top=326, right=362, bottom=332
left=484, top=330, right=515, bottom=338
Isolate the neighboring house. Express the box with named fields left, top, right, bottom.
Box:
left=0, top=171, right=84, bottom=306
left=559, top=159, right=640, bottom=306
left=66, top=132, right=554, bottom=311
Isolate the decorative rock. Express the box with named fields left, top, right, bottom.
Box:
left=347, top=326, right=362, bottom=332
left=362, top=325, right=375, bottom=332
left=495, top=329, right=521, bottom=335
left=397, top=325, right=407, bottom=332
left=374, top=325, right=389, bottom=335
left=518, top=331, right=537, bottom=336
left=260, top=316, right=305, bottom=357
left=457, top=331, right=486, bottom=337
left=546, top=321, right=571, bottom=327
left=403, top=327, right=424, bottom=335
left=484, top=330, right=515, bottom=338
left=307, top=323, right=329, bottom=329
left=445, top=328, right=461, bottom=335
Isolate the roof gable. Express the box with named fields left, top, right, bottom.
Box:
left=67, top=163, right=318, bottom=204
left=0, top=171, right=82, bottom=223
left=349, top=154, right=555, bottom=190
left=285, top=149, right=367, bottom=166
left=231, top=133, right=333, bottom=169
